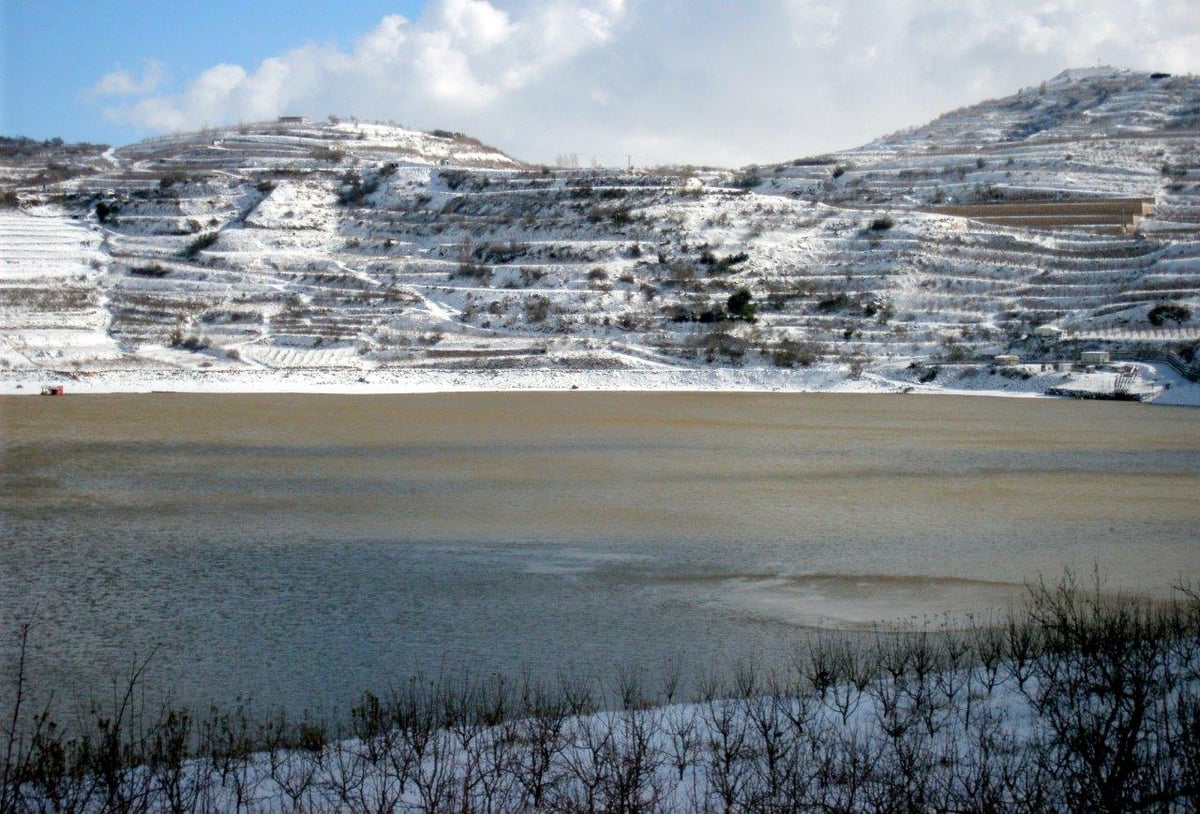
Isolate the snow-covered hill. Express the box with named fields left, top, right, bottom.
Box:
left=2, top=71, right=1198, bottom=399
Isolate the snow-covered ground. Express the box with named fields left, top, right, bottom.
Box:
left=5, top=358, right=1199, bottom=407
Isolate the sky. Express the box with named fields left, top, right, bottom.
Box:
left=3, top=0, right=1199, bottom=167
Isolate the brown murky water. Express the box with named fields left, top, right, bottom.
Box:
left=2, top=392, right=1198, bottom=712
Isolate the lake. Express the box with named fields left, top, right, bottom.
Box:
left=2, top=392, right=1198, bottom=715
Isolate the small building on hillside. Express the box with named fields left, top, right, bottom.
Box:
left=278, top=115, right=310, bottom=125
left=1081, top=350, right=1111, bottom=365
left=1034, top=325, right=1064, bottom=338
left=994, top=354, right=1020, bottom=366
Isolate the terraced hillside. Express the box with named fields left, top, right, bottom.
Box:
left=0, top=137, right=112, bottom=190
left=1, top=69, right=1198, bottom=384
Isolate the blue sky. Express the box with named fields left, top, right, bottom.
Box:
left=3, top=1, right=1199, bottom=166
left=1, top=1, right=427, bottom=143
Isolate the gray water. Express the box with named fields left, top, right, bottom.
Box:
left=2, top=392, right=1198, bottom=715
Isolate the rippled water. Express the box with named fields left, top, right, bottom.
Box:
left=2, top=392, right=1198, bottom=714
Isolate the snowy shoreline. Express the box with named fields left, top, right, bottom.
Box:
left=4, top=360, right=1199, bottom=406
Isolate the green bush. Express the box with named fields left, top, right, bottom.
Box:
left=440, top=169, right=470, bottom=191
left=158, top=172, right=187, bottom=190
left=816, top=293, right=852, bottom=313
left=474, top=241, right=529, bottom=264
left=524, top=294, right=552, bottom=322
left=310, top=145, right=344, bottom=163
left=700, top=251, right=750, bottom=273
left=182, top=232, right=219, bottom=258
left=129, top=265, right=169, bottom=278
left=771, top=339, right=825, bottom=368
left=726, top=287, right=756, bottom=322
left=587, top=205, right=633, bottom=227
left=95, top=201, right=118, bottom=224
left=455, top=263, right=492, bottom=282
left=731, top=166, right=761, bottom=189
left=1148, top=303, right=1191, bottom=326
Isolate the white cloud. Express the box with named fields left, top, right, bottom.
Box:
left=92, top=59, right=167, bottom=97
left=412, top=30, right=499, bottom=106
left=438, top=0, right=512, bottom=48
left=95, top=0, right=1200, bottom=166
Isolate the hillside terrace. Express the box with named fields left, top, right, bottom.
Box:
left=931, top=198, right=1155, bottom=234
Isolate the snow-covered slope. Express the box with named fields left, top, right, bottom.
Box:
left=0, top=209, right=122, bottom=370
left=1, top=73, right=1198, bottom=396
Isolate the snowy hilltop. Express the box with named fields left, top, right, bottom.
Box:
left=1, top=69, right=1199, bottom=401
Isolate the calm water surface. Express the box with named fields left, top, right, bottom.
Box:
left=2, top=392, right=1198, bottom=713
